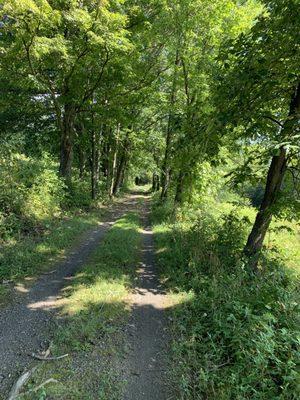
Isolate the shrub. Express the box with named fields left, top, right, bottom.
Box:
left=63, top=178, right=93, bottom=210
left=153, top=201, right=300, bottom=400
left=0, top=153, right=65, bottom=240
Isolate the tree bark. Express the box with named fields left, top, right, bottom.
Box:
left=113, top=134, right=129, bottom=195
left=152, top=174, right=156, bottom=192
left=74, top=122, right=86, bottom=180
left=101, top=126, right=110, bottom=180
left=244, top=147, right=287, bottom=268
left=113, top=155, right=126, bottom=195
left=78, top=147, right=86, bottom=180
left=119, top=158, right=128, bottom=189
left=59, top=104, right=75, bottom=183
left=91, top=124, right=103, bottom=200
left=160, top=50, right=180, bottom=200
left=109, top=124, right=120, bottom=197
left=244, top=82, right=300, bottom=270
left=160, top=142, right=171, bottom=199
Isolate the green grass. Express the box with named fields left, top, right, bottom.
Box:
left=0, top=208, right=108, bottom=304
left=152, top=198, right=300, bottom=400
left=19, top=212, right=141, bottom=400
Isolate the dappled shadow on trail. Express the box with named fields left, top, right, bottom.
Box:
left=0, top=194, right=146, bottom=398
left=122, top=203, right=171, bottom=400
left=0, top=194, right=186, bottom=399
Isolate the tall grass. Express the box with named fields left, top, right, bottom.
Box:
left=152, top=198, right=300, bottom=399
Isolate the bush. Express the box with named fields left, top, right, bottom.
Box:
left=0, top=153, right=65, bottom=240
left=171, top=268, right=299, bottom=399
left=63, top=178, right=93, bottom=210
left=153, top=201, right=300, bottom=400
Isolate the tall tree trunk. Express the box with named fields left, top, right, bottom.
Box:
left=152, top=174, right=155, bottom=192
left=78, top=147, right=86, bottom=180
left=160, top=134, right=171, bottom=199
left=113, top=134, right=129, bottom=195
left=152, top=173, right=159, bottom=192
left=244, top=82, right=300, bottom=270
left=156, top=175, right=160, bottom=191
left=244, top=147, right=287, bottom=268
left=75, top=122, right=86, bottom=180
left=119, top=158, right=128, bottom=189
left=109, top=124, right=120, bottom=197
left=91, top=124, right=103, bottom=200
left=59, top=104, right=75, bottom=182
left=160, top=50, right=180, bottom=201
left=175, top=170, right=184, bottom=204
left=101, top=126, right=110, bottom=180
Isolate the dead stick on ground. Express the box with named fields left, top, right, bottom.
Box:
left=31, top=353, right=69, bottom=361
left=8, top=366, right=37, bottom=400
left=27, top=378, right=58, bottom=393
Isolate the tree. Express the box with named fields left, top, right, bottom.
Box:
left=1, top=0, right=132, bottom=182
left=217, top=0, right=300, bottom=269
left=156, top=0, right=262, bottom=203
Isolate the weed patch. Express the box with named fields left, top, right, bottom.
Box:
left=153, top=200, right=300, bottom=400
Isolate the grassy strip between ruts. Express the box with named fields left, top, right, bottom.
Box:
left=0, top=207, right=109, bottom=305
left=18, top=212, right=141, bottom=400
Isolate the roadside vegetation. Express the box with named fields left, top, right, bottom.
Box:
left=18, top=212, right=141, bottom=400
left=0, top=153, right=111, bottom=304
left=152, top=175, right=300, bottom=399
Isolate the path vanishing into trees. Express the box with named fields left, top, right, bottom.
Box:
left=0, top=193, right=169, bottom=399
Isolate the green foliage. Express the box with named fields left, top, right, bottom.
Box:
left=0, top=153, right=65, bottom=241
left=0, top=0, right=299, bottom=396
left=243, top=184, right=265, bottom=208
left=64, top=178, right=94, bottom=210
left=214, top=0, right=300, bottom=219
left=153, top=198, right=300, bottom=399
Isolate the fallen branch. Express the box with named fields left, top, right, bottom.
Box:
left=27, top=378, right=58, bottom=393
left=31, top=353, right=69, bottom=361
left=8, top=367, right=37, bottom=400
left=43, top=346, right=51, bottom=358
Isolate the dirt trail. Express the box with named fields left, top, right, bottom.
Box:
left=123, top=199, right=170, bottom=400
left=0, top=195, right=139, bottom=398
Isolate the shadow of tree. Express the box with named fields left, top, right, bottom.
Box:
left=16, top=199, right=172, bottom=400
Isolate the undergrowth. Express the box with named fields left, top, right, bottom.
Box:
left=0, top=209, right=107, bottom=305
left=0, top=152, right=110, bottom=303
left=152, top=198, right=300, bottom=399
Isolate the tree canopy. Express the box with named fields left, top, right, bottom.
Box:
left=1, top=0, right=299, bottom=265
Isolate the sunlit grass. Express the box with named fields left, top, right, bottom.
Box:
left=20, top=212, right=141, bottom=400
left=152, top=197, right=300, bottom=400
left=235, top=204, right=300, bottom=274
left=0, top=210, right=106, bottom=305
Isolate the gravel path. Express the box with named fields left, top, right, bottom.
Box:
left=0, top=195, right=139, bottom=399
left=123, top=199, right=170, bottom=400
